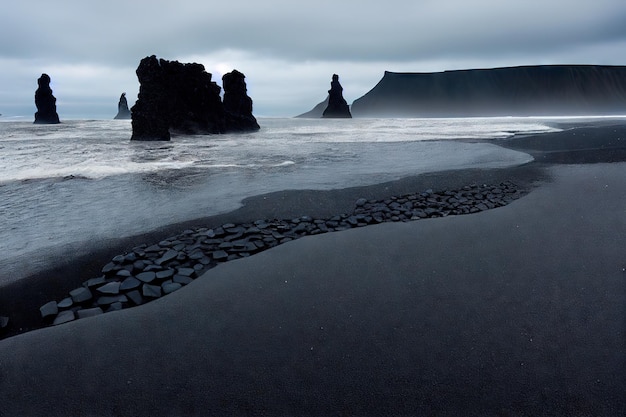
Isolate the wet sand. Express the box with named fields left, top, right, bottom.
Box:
left=0, top=122, right=624, bottom=416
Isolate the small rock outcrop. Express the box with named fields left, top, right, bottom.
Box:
left=34, top=73, right=60, bottom=124
left=222, top=70, right=260, bottom=131
left=322, top=74, right=352, bottom=118
left=114, top=93, right=132, bottom=119
left=131, top=55, right=259, bottom=141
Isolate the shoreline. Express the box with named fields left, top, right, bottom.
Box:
left=0, top=120, right=624, bottom=340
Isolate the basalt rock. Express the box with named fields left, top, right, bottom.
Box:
left=131, top=55, right=259, bottom=141
left=322, top=74, right=352, bottom=118
left=222, top=69, right=260, bottom=131
left=34, top=73, right=60, bottom=124
left=114, top=92, right=131, bottom=119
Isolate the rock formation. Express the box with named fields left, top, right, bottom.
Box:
left=34, top=73, right=60, bottom=124
left=351, top=65, right=626, bottom=117
left=114, top=92, right=132, bottom=119
left=322, top=74, right=352, bottom=118
left=131, top=55, right=259, bottom=141
left=222, top=69, right=260, bottom=131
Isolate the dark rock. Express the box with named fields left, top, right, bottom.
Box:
left=0, top=316, right=8, bottom=329
left=84, top=276, right=107, bottom=288
left=162, top=282, right=182, bottom=294
left=222, top=69, right=260, bottom=132
left=173, top=275, right=194, bottom=285
left=130, top=55, right=259, bottom=141
left=97, top=282, right=121, bottom=295
left=39, top=301, right=58, bottom=318
left=69, top=287, right=92, bottom=303
left=322, top=74, right=352, bottom=118
left=114, top=92, right=132, bottom=119
left=57, top=297, right=73, bottom=309
left=34, top=73, right=60, bottom=124
left=52, top=310, right=75, bottom=325
left=96, top=295, right=128, bottom=306
left=142, top=284, right=162, bottom=298
left=136, top=271, right=156, bottom=283
left=120, top=277, right=142, bottom=291
left=126, top=290, right=143, bottom=306
left=76, top=307, right=104, bottom=319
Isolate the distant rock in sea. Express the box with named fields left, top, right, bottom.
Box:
left=114, top=93, right=132, bottom=119
left=351, top=65, right=626, bottom=117
left=222, top=69, right=260, bottom=132
left=34, top=73, right=60, bottom=124
left=131, top=55, right=259, bottom=141
left=295, top=96, right=329, bottom=118
left=322, top=74, right=352, bottom=118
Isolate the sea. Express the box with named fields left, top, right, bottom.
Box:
left=0, top=116, right=586, bottom=283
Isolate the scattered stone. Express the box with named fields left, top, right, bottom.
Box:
left=39, top=301, right=58, bottom=318
left=142, top=284, right=162, bottom=298
left=136, top=271, right=156, bottom=283
left=52, top=310, right=75, bottom=325
left=34, top=73, right=60, bottom=124
left=97, top=282, right=121, bottom=295
left=39, top=181, right=528, bottom=328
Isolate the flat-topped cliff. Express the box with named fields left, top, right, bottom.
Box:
left=351, top=65, right=626, bottom=117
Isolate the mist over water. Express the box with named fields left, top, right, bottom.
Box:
left=0, top=116, right=563, bottom=282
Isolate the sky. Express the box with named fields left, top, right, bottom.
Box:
left=1, top=0, right=626, bottom=118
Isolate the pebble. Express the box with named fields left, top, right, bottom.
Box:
left=41, top=181, right=526, bottom=326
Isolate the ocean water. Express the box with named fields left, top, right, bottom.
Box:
left=0, top=116, right=560, bottom=282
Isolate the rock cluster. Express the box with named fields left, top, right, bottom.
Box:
left=40, top=181, right=525, bottom=326
left=130, top=55, right=259, bottom=141
left=34, top=73, right=60, bottom=124
left=323, top=74, right=352, bottom=118
left=114, top=92, right=131, bottom=119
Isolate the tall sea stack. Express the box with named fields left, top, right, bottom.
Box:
left=34, top=73, right=60, bottom=124
left=114, top=93, right=132, bottom=119
left=131, top=55, right=259, bottom=141
left=322, top=74, right=352, bottom=118
left=222, top=69, right=260, bottom=131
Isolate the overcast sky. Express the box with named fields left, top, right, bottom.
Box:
left=1, top=0, right=626, bottom=118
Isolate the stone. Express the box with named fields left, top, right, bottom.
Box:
left=96, top=295, right=128, bottom=306
left=84, top=276, right=107, bottom=288
left=34, top=73, right=60, bottom=124
left=57, top=297, right=73, bottom=309
left=142, top=284, right=162, bottom=298
left=176, top=268, right=195, bottom=277
left=173, top=275, right=194, bottom=285
left=156, top=249, right=179, bottom=265
left=114, top=92, right=132, bottom=119
left=322, top=74, right=352, bottom=118
left=126, top=290, right=143, bottom=306
left=76, top=307, right=104, bottom=319
left=131, top=56, right=259, bottom=141
left=97, top=281, right=121, bottom=294
left=212, top=250, right=229, bottom=261
left=155, top=269, right=175, bottom=280
left=136, top=271, right=156, bottom=283
left=39, top=301, right=58, bottom=318
left=0, top=316, right=8, bottom=329
left=52, top=310, right=75, bottom=325
left=107, top=302, right=124, bottom=312
left=162, top=282, right=182, bottom=294
left=69, top=287, right=93, bottom=303
left=120, top=276, right=141, bottom=291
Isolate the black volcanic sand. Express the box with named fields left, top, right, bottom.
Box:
left=0, top=122, right=625, bottom=416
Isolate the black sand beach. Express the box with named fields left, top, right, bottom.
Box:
left=0, top=122, right=624, bottom=416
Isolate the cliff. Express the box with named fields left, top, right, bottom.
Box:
left=351, top=65, right=626, bottom=117
left=296, top=96, right=328, bottom=118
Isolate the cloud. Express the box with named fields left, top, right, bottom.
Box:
left=1, top=0, right=626, bottom=117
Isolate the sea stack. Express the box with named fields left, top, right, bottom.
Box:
left=322, top=74, right=352, bottom=118
left=131, top=55, right=259, bottom=141
left=222, top=69, right=260, bottom=132
left=34, top=73, right=60, bottom=124
left=114, top=93, right=132, bottom=119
